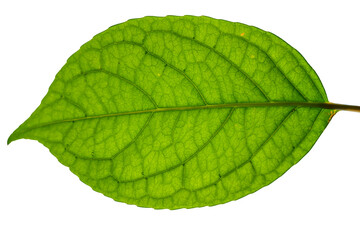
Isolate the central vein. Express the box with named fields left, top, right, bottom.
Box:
left=22, top=101, right=360, bottom=131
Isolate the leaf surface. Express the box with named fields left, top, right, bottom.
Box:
left=9, top=16, right=334, bottom=209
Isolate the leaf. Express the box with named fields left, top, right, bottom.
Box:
left=8, top=15, right=353, bottom=209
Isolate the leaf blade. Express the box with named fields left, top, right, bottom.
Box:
left=9, top=16, right=333, bottom=209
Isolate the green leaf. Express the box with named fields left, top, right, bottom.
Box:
left=8, top=16, right=356, bottom=209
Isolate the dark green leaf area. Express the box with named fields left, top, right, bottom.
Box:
left=9, top=16, right=332, bottom=209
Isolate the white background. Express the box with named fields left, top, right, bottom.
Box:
left=1, top=0, right=360, bottom=239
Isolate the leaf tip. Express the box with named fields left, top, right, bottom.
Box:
left=7, top=133, right=17, bottom=145
left=7, top=127, right=23, bottom=145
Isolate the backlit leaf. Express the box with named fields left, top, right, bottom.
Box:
left=9, top=16, right=353, bottom=209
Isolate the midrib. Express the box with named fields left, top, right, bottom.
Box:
left=13, top=101, right=360, bottom=135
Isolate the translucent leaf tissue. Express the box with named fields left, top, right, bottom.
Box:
left=8, top=16, right=360, bottom=209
